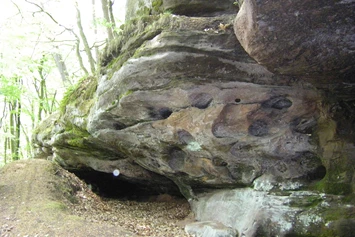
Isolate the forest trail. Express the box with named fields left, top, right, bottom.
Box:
left=0, top=160, right=191, bottom=237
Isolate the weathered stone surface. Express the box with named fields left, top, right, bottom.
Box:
left=234, top=0, right=355, bottom=82
left=32, top=0, right=355, bottom=236
left=32, top=81, right=179, bottom=194
left=125, top=0, right=238, bottom=21
left=185, top=221, right=237, bottom=237
left=192, top=188, right=355, bottom=237
left=83, top=12, right=332, bottom=202
left=162, top=0, right=237, bottom=16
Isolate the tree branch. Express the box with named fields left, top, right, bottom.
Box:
left=25, top=0, right=59, bottom=25
left=10, top=0, right=24, bottom=19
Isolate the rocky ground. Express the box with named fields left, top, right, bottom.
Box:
left=0, top=159, right=193, bottom=237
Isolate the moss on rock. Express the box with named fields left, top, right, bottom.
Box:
left=59, top=76, right=98, bottom=115
left=152, top=0, right=163, bottom=13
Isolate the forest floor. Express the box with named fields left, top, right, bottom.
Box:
left=0, top=159, right=193, bottom=237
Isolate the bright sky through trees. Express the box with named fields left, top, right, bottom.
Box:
left=0, top=0, right=126, bottom=164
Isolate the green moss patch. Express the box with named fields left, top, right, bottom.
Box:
left=152, top=0, right=163, bottom=13
left=59, top=76, right=98, bottom=115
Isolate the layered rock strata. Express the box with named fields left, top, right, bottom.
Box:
left=33, top=0, right=355, bottom=236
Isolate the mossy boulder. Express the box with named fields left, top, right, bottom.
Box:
left=32, top=0, right=355, bottom=236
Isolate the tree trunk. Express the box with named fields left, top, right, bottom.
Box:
left=75, top=39, right=89, bottom=75
left=14, top=98, right=21, bottom=160
left=4, top=136, right=9, bottom=164
left=52, top=51, right=70, bottom=87
left=8, top=97, right=21, bottom=161
left=101, top=0, right=114, bottom=41
left=108, top=0, right=118, bottom=38
left=92, top=0, right=100, bottom=63
left=75, top=3, right=96, bottom=74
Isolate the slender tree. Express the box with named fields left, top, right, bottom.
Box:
left=75, top=2, right=96, bottom=74
left=101, top=0, right=118, bottom=41
left=0, top=75, right=22, bottom=161
left=52, top=49, right=70, bottom=87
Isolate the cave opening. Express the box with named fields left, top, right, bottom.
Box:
left=72, top=169, right=184, bottom=201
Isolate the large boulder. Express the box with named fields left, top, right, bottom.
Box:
left=32, top=0, right=355, bottom=236
left=88, top=12, right=330, bottom=200
left=234, top=0, right=355, bottom=83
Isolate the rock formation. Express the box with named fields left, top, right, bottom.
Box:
left=235, top=0, right=355, bottom=82
left=33, top=0, right=355, bottom=236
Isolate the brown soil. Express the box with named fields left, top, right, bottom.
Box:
left=0, top=159, right=193, bottom=237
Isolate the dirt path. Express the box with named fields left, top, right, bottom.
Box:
left=0, top=160, right=192, bottom=237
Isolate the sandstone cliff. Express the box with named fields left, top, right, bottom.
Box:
left=33, top=0, right=355, bottom=236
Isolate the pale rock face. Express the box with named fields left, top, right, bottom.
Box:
left=192, top=188, right=355, bottom=237
left=185, top=221, right=237, bottom=237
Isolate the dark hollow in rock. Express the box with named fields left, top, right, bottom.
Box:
left=212, top=157, right=228, bottom=167
left=293, top=152, right=326, bottom=181
left=234, top=98, right=241, bottom=103
left=168, top=157, right=186, bottom=171
left=168, top=147, right=187, bottom=171
left=227, top=164, right=260, bottom=184
left=189, top=93, right=213, bottom=109
left=73, top=169, right=182, bottom=199
left=112, top=122, right=126, bottom=130
left=306, top=165, right=326, bottom=181
left=333, top=219, right=355, bottom=237
left=148, top=107, right=173, bottom=120
left=159, top=107, right=173, bottom=119
left=291, top=117, right=317, bottom=134
left=177, top=129, right=195, bottom=144
left=163, top=0, right=236, bottom=17
left=248, top=120, right=269, bottom=137
left=262, top=96, right=293, bottom=110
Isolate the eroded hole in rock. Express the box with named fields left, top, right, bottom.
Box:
left=73, top=169, right=183, bottom=201
left=148, top=107, right=173, bottom=120
left=306, top=165, right=326, bottom=181
left=248, top=120, right=269, bottom=137
left=112, top=122, right=126, bottom=130
left=262, top=96, right=293, bottom=110
left=177, top=129, right=195, bottom=144
left=212, top=157, right=228, bottom=167
left=189, top=93, right=213, bottom=109
left=166, top=5, right=233, bottom=17
left=235, top=98, right=241, bottom=103
left=167, top=147, right=187, bottom=171
left=291, top=117, right=317, bottom=134
left=159, top=107, right=173, bottom=119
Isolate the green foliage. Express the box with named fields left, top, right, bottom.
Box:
left=59, top=83, right=79, bottom=114
left=0, top=75, right=23, bottom=101
left=163, top=9, right=173, bottom=15
left=95, top=18, right=122, bottom=34
left=152, top=0, right=163, bottom=13
left=101, top=14, right=161, bottom=78
left=59, top=76, right=97, bottom=114
left=64, top=123, right=90, bottom=149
